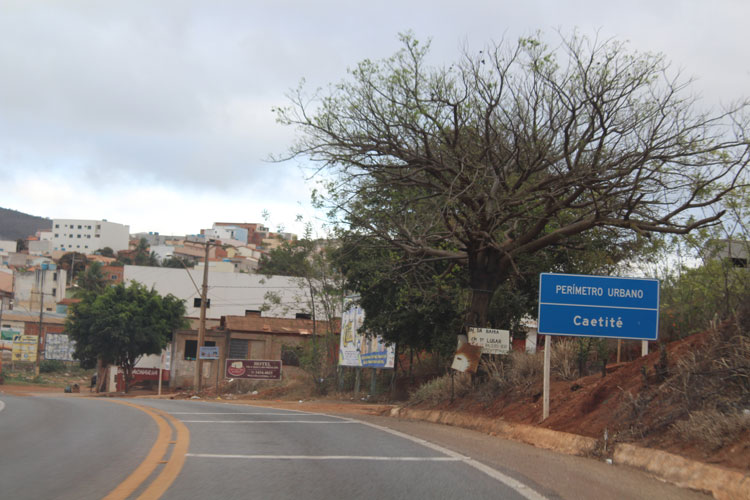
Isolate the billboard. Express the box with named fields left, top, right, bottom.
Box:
left=225, top=359, right=282, bottom=380
left=45, top=333, right=76, bottom=361
left=338, top=296, right=395, bottom=368
left=12, top=335, right=38, bottom=362
left=538, top=273, right=660, bottom=340
left=1, top=329, right=20, bottom=352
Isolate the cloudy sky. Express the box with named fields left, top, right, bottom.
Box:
left=1, top=1, right=748, bottom=236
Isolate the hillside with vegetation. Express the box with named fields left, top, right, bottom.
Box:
left=0, top=207, right=51, bottom=241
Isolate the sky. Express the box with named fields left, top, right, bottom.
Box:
left=1, top=1, right=748, bottom=237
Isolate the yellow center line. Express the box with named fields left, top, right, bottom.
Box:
left=99, top=399, right=189, bottom=500
left=136, top=409, right=190, bottom=500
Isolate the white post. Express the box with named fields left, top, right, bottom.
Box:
left=641, top=340, right=648, bottom=357
left=158, top=350, right=164, bottom=396
left=543, top=334, right=551, bottom=421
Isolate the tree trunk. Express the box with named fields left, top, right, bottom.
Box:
left=465, top=246, right=508, bottom=328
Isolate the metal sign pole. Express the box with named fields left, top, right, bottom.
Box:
left=543, top=334, right=551, bottom=421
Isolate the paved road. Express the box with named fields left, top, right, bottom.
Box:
left=0, top=395, right=711, bottom=499
left=0, top=394, right=157, bottom=500
left=136, top=398, right=538, bottom=500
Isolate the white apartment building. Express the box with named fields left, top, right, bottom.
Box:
left=50, top=219, right=130, bottom=254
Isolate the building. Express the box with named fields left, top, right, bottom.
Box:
left=123, top=265, right=317, bottom=320
left=50, top=219, right=130, bottom=254
left=169, top=312, right=336, bottom=388
left=13, top=265, right=67, bottom=313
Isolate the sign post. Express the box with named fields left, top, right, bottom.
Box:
left=538, top=273, right=659, bottom=420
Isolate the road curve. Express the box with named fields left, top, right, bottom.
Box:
left=0, top=395, right=157, bottom=500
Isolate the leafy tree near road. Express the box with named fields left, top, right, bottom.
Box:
left=277, top=32, right=750, bottom=330
left=259, top=229, right=345, bottom=392
left=66, top=282, right=187, bottom=392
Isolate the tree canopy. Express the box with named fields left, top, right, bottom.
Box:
left=65, top=282, right=186, bottom=392
left=277, top=32, right=750, bottom=327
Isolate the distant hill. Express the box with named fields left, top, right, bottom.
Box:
left=0, top=207, right=52, bottom=241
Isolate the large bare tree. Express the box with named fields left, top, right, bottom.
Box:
left=276, top=32, right=750, bottom=326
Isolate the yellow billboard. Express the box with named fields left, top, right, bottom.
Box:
left=12, top=335, right=39, bottom=362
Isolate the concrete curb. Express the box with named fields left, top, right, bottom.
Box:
left=613, top=443, right=750, bottom=500
left=390, top=407, right=750, bottom=500
left=390, top=407, right=597, bottom=456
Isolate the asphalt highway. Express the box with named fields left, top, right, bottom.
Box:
left=0, top=395, right=711, bottom=499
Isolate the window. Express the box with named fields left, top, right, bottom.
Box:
left=87, top=235, right=91, bottom=238
left=52, top=272, right=57, bottom=281
left=77, top=225, right=82, bottom=229
left=229, top=339, right=248, bottom=359
left=184, top=340, right=197, bottom=360
left=95, top=234, right=100, bottom=238
left=111, top=274, right=118, bottom=280
left=185, top=340, right=217, bottom=360
left=55, top=224, right=59, bottom=228
left=54, top=234, right=59, bottom=238
left=51, top=288, right=56, bottom=296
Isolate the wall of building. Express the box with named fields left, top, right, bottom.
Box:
left=169, top=329, right=309, bottom=389
left=124, top=265, right=316, bottom=320
left=13, top=268, right=67, bottom=312
left=0, top=240, right=16, bottom=254
left=50, top=219, right=130, bottom=254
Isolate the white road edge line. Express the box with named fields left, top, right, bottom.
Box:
left=348, top=418, right=548, bottom=500
left=0, top=400, right=5, bottom=413
left=187, top=454, right=462, bottom=461
left=169, top=412, right=313, bottom=415
left=180, top=420, right=356, bottom=424
left=210, top=403, right=548, bottom=500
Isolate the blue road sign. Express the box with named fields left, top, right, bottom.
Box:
left=538, top=273, right=660, bottom=341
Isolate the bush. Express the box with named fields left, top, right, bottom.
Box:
left=551, top=339, right=578, bottom=380
left=409, top=373, right=471, bottom=405
left=281, top=345, right=302, bottom=367
left=672, top=410, right=750, bottom=451
left=39, top=360, right=66, bottom=373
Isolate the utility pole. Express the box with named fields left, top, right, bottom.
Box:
left=193, top=240, right=213, bottom=392
left=34, top=264, right=47, bottom=376
left=0, top=295, right=5, bottom=382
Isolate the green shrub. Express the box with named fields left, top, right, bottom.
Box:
left=39, top=360, right=66, bottom=373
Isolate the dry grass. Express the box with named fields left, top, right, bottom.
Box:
left=672, top=410, right=750, bottom=450
left=551, top=339, right=578, bottom=380
left=408, top=372, right=471, bottom=405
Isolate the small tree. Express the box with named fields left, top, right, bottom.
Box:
left=66, top=282, right=186, bottom=392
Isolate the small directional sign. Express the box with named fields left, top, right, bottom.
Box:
left=538, top=273, right=660, bottom=341
left=199, top=346, right=219, bottom=359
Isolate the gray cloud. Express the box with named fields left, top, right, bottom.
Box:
left=1, top=0, right=748, bottom=228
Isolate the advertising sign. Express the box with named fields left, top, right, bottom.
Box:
left=468, top=327, right=511, bottom=355
left=45, top=333, right=76, bottom=361
left=12, top=335, right=38, bottom=362
left=338, top=296, right=395, bottom=368
left=538, top=273, right=660, bottom=340
left=1, top=329, right=20, bottom=351
left=225, top=359, right=282, bottom=380
left=199, top=346, right=219, bottom=359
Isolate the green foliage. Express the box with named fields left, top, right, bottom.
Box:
left=39, top=360, right=66, bottom=373
left=95, top=247, right=115, bottom=258
left=74, top=261, right=108, bottom=296
left=161, top=256, right=194, bottom=269
left=65, top=282, right=187, bottom=391
left=280, top=30, right=749, bottom=336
